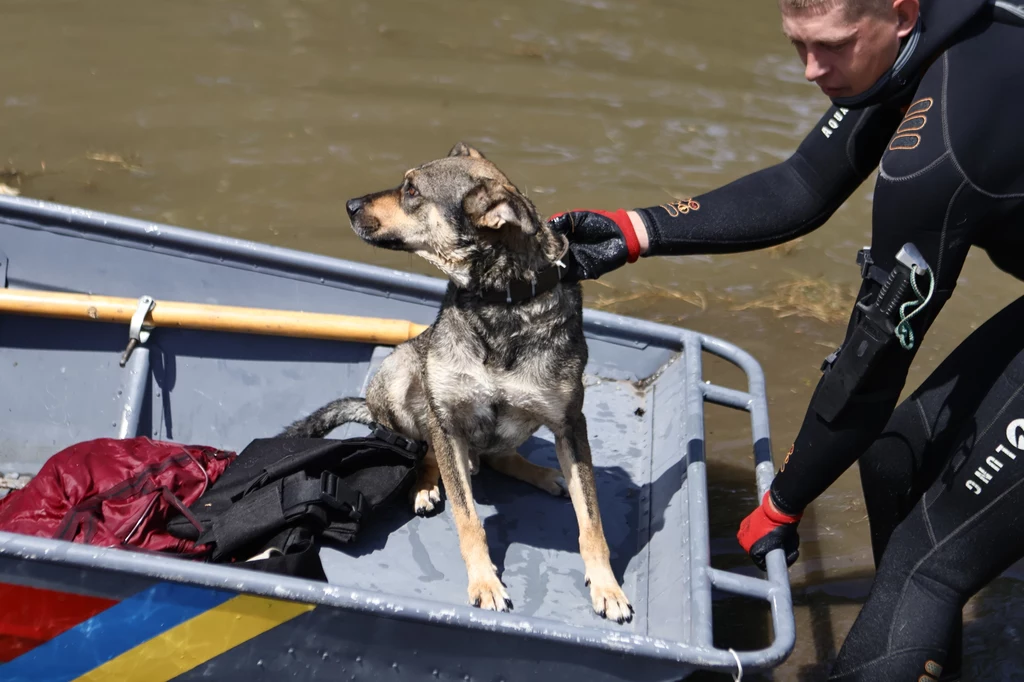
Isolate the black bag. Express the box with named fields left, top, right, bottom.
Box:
left=167, top=424, right=426, bottom=581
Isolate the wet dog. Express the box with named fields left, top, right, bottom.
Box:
left=281, top=142, right=632, bottom=622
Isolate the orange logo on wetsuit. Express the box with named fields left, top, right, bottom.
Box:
left=659, top=199, right=700, bottom=217
left=889, top=97, right=933, bottom=151
left=780, top=443, right=795, bottom=472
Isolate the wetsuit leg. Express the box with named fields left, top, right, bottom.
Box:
left=853, top=296, right=1024, bottom=677
left=829, top=297, right=1024, bottom=681
left=858, top=294, right=1024, bottom=561
left=857, top=395, right=971, bottom=678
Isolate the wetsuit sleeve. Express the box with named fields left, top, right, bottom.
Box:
left=636, top=104, right=904, bottom=256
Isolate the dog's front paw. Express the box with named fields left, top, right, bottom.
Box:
left=586, top=578, right=633, bottom=624
left=468, top=574, right=512, bottom=612
left=411, top=484, right=443, bottom=516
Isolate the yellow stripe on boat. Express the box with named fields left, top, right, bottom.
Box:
left=73, top=594, right=314, bottom=682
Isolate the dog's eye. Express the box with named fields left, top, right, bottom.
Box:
left=405, top=185, right=419, bottom=198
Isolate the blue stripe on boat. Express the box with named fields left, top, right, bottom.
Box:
left=0, top=582, right=234, bottom=682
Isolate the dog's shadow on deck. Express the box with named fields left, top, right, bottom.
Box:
left=339, top=435, right=684, bottom=590
left=474, top=436, right=681, bottom=587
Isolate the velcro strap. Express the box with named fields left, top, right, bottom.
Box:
left=204, top=472, right=363, bottom=561
left=202, top=481, right=293, bottom=560
left=856, top=247, right=890, bottom=286
left=321, top=521, right=359, bottom=545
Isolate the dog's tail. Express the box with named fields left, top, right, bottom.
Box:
left=277, top=397, right=373, bottom=438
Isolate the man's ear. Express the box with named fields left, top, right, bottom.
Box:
left=448, top=141, right=486, bottom=159
left=893, top=0, right=920, bottom=38
left=463, top=182, right=535, bottom=234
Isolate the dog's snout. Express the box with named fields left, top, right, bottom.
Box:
left=346, top=197, right=365, bottom=218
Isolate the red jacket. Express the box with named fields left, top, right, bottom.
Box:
left=0, top=438, right=235, bottom=556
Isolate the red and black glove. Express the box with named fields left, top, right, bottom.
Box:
left=737, top=491, right=802, bottom=571
left=546, top=209, right=643, bottom=282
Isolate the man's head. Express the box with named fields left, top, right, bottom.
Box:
left=780, top=0, right=919, bottom=99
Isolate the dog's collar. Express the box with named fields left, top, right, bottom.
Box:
left=477, top=237, right=569, bottom=306
left=478, top=263, right=564, bottom=305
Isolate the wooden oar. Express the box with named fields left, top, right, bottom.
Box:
left=0, top=288, right=429, bottom=346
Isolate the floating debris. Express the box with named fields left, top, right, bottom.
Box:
left=0, top=183, right=19, bottom=196
left=86, top=152, right=143, bottom=172
left=587, top=275, right=854, bottom=326
left=590, top=284, right=707, bottom=313
left=731, top=277, right=855, bottom=325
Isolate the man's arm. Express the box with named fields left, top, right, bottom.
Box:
left=638, top=103, right=903, bottom=256
left=735, top=178, right=975, bottom=568
left=551, top=103, right=904, bottom=279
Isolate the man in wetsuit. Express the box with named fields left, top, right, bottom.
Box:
left=548, top=0, right=1024, bottom=678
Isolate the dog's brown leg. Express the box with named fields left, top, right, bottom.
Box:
left=410, top=446, right=443, bottom=515
left=483, top=451, right=568, bottom=497
left=429, top=418, right=511, bottom=612
left=553, top=412, right=633, bottom=623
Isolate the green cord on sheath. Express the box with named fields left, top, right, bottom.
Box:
left=895, top=267, right=936, bottom=350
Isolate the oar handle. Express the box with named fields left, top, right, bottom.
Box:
left=0, top=289, right=428, bottom=346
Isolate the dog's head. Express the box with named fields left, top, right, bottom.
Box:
left=346, top=142, right=564, bottom=288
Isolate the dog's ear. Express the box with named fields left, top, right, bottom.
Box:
left=448, top=142, right=486, bottom=160
left=464, top=182, right=536, bottom=234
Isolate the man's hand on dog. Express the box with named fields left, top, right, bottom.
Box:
left=547, top=209, right=645, bottom=281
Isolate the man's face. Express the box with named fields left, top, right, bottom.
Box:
left=782, top=1, right=917, bottom=99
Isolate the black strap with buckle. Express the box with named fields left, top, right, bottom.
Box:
left=369, top=421, right=427, bottom=456
left=317, top=471, right=364, bottom=520
left=857, top=247, right=892, bottom=287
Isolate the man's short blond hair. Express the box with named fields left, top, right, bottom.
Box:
left=780, top=0, right=894, bottom=20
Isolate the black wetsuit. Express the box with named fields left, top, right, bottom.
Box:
left=633, top=1, right=1024, bottom=678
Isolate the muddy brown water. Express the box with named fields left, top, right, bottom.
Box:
left=3, top=0, right=1022, bottom=678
